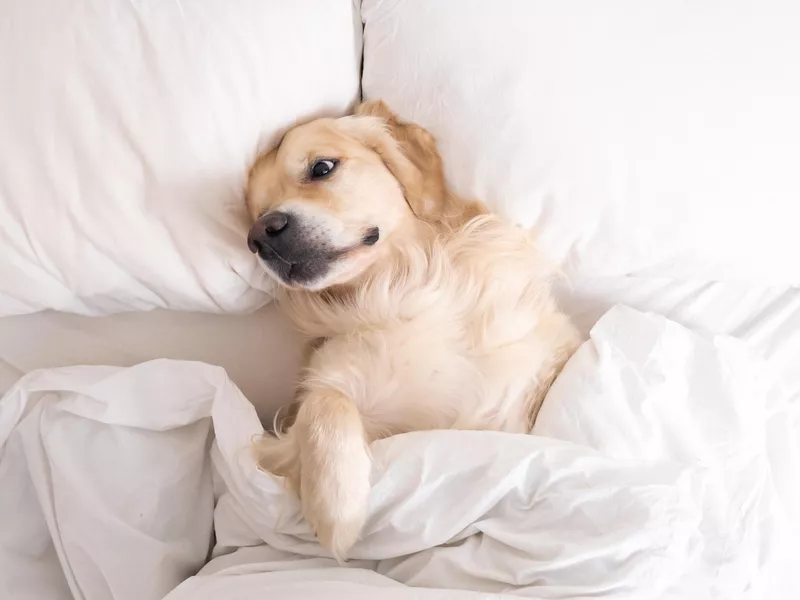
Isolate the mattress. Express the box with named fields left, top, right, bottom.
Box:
left=0, top=304, right=305, bottom=424
left=2, top=277, right=798, bottom=418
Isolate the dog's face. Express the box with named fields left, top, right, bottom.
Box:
left=246, top=117, right=411, bottom=290
left=246, top=101, right=448, bottom=291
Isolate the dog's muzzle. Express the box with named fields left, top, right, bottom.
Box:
left=247, top=211, right=337, bottom=286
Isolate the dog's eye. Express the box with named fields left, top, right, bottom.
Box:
left=363, top=227, right=380, bottom=246
left=310, top=159, right=338, bottom=180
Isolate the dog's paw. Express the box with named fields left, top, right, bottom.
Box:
left=300, top=447, right=371, bottom=563
left=294, top=389, right=373, bottom=562
left=307, top=501, right=367, bottom=564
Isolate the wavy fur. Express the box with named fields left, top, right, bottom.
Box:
left=247, top=101, right=580, bottom=561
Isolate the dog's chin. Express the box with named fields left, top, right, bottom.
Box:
left=253, top=239, right=337, bottom=290
left=254, top=237, right=375, bottom=291
left=257, top=257, right=329, bottom=290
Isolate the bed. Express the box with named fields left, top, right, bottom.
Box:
left=3, top=303, right=797, bottom=599
left=2, top=277, right=798, bottom=419
left=2, top=1, right=799, bottom=599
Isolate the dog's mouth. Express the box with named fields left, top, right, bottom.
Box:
left=248, top=215, right=380, bottom=289
left=256, top=242, right=337, bottom=287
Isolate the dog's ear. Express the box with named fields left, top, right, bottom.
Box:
left=338, top=101, right=448, bottom=223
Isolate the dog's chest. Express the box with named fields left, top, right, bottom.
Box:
left=309, top=297, right=548, bottom=436
left=286, top=243, right=561, bottom=436
left=376, top=328, right=536, bottom=434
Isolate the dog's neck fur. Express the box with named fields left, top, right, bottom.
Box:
left=276, top=216, right=429, bottom=336
left=276, top=197, right=482, bottom=339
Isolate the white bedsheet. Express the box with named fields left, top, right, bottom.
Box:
left=2, top=277, right=798, bottom=426
left=1, top=306, right=797, bottom=599
left=0, top=304, right=305, bottom=424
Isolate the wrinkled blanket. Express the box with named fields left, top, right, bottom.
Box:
left=1, top=306, right=798, bottom=599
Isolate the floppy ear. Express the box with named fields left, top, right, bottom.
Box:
left=336, top=100, right=448, bottom=223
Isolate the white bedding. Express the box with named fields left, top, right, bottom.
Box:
left=0, top=0, right=360, bottom=316
left=2, top=306, right=797, bottom=599
left=362, top=0, right=800, bottom=285
left=2, top=277, right=797, bottom=417
left=0, top=304, right=305, bottom=424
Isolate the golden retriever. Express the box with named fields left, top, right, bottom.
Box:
left=245, top=100, right=580, bottom=561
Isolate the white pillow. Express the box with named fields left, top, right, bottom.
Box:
left=362, top=0, right=800, bottom=285
left=0, top=0, right=361, bottom=316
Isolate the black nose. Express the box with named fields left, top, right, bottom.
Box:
left=247, top=211, right=291, bottom=254
left=264, top=211, right=289, bottom=235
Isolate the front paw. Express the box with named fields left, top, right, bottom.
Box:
left=299, top=449, right=371, bottom=563
left=304, top=496, right=367, bottom=564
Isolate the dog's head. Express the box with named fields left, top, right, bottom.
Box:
left=245, top=101, right=449, bottom=290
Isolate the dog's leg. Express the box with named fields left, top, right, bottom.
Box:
left=294, top=387, right=371, bottom=562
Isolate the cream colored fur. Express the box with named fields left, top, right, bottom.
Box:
left=246, top=101, right=581, bottom=561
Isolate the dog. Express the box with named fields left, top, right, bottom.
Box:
left=245, top=100, right=580, bottom=561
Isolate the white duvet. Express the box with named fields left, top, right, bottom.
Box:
left=1, top=306, right=798, bottom=600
